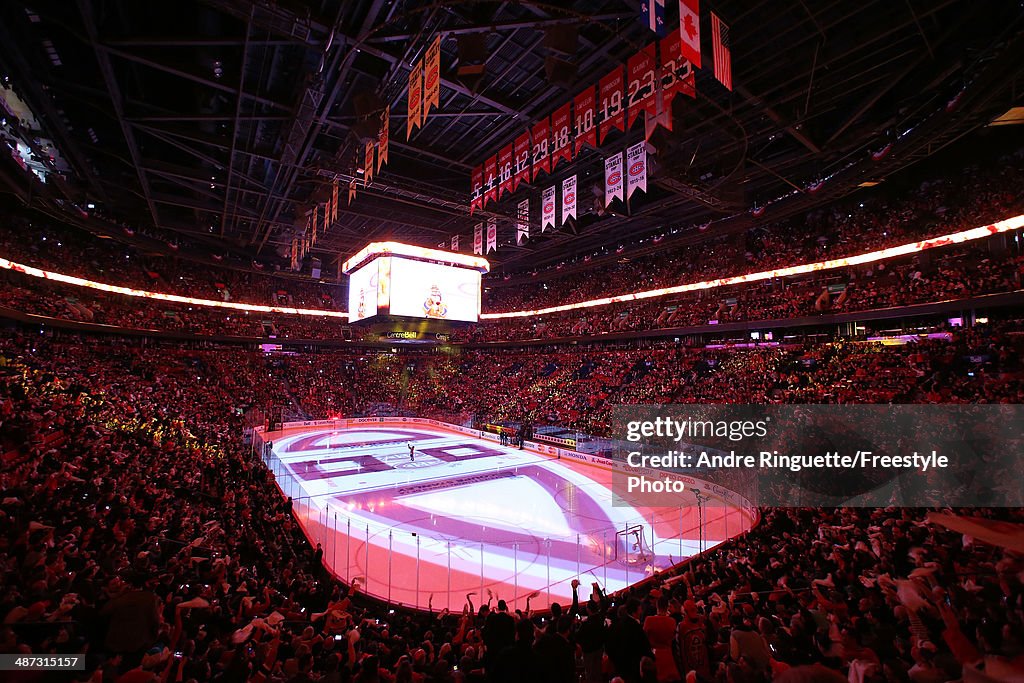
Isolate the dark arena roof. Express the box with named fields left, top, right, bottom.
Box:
left=1, top=0, right=1022, bottom=276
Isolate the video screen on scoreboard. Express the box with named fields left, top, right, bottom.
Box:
left=389, top=259, right=481, bottom=322
left=347, top=259, right=379, bottom=322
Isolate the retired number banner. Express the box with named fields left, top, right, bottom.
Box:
left=531, top=118, right=551, bottom=179
left=470, top=165, right=483, bottom=213
left=513, top=131, right=531, bottom=191
left=498, top=143, right=514, bottom=197
left=551, top=103, right=573, bottom=168
left=599, top=67, right=625, bottom=143
left=627, top=43, right=658, bottom=129
left=484, top=155, right=498, bottom=205
left=541, top=186, right=556, bottom=232
left=574, top=86, right=597, bottom=155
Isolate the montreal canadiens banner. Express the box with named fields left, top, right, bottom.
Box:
left=498, top=143, right=514, bottom=197
left=541, top=185, right=556, bottom=232
left=484, top=155, right=498, bottom=205
left=473, top=223, right=483, bottom=255
left=407, top=60, right=423, bottom=138
left=605, top=152, right=623, bottom=206
left=531, top=118, right=551, bottom=179
left=551, top=102, right=573, bottom=168
left=423, top=35, right=441, bottom=119
left=562, top=174, right=577, bottom=225
left=513, top=131, right=531, bottom=191
left=451, top=234, right=459, bottom=252
left=626, top=142, right=647, bottom=199
left=517, top=199, right=529, bottom=244
left=574, top=86, right=597, bottom=154
left=486, top=217, right=497, bottom=253
left=378, top=106, right=389, bottom=171
left=364, top=142, right=375, bottom=183
left=470, top=165, right=483, bottom=213
left=599, top=66, right=625, bottom=143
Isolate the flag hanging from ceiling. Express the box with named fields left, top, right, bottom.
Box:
left=348, top=179, right=357, bottom=204
left=513, top=131, right=531, bottom=191
left=312, top=205, right=318, bottom=239
left=486, top=217, right=497, bottom=253
left=541, top=186, right=556, bottom=231
left=423, top=35, right=441, bottom=119
left=516, top=198, right=529, bottom=244
left=291, top=238, right=299, bottom=271
left=660, top=31, right=696, bottom=103
left=473, top=223, right=483, bottom=255
left=679, top=0, right=702, bottom=68
left=331, top=180, right=339, bottom=221
left=598, top=67, right=625, bottom=143
left=484, top=154, right=498, bottom=205
left=407, top=59, right=423, bottom=138
left=561, top=174, right=577, bottom=225
left=322, top=199, right=329, bottom=234
left=626, top=142, right=648, bottom=199
left=550, top=103, right=573, bottom=168
left=641, top=0, right=667, bottom=36
left=627, top=43, right=658, bottom=129
left=378, top=106, right=389, bottom=171
left=711, top=12, right=732, bottom=91
left=498, top=143, right=514, bottom=197
left=451, top=234, right=459, bottom=252
left=364, top=142, right=375, bottom=183
left=531, top=118, right=551, bottom=179
left=573, top=86, right=597, bottom=155
left=470, top=165, right=483, bottom=213
left=604, top=152, right=623, bottom=206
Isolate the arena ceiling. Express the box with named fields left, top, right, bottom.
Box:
left=1, top=0, right=1022, bottom=276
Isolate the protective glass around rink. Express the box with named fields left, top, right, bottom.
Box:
left=610, top=405, right=1024, bottom=509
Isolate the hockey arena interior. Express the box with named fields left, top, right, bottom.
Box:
left=0, top=1, right=1022, bottom=682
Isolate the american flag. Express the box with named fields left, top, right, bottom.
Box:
left=641, top=0, right=667, bottom=36
left=711, top=12, right=732, bottom=91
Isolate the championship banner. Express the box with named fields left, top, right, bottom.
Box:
left=531, top=118, right=551, bottom=179
left=498, top=143, right=514, bottom=197
left=470, top=164, right=483, bottom=213
left=551, top=103, right=573, bottom=168
left=407, top=59, right=423, bottom=138
left=291, top=237, right=299, bottom=270
left=627, top=43, right=658, bottom=129
left=484, top=154, right=498, bottom=205
left=513, top=131, right=531, bottom=191
left=365, top=142, right=375, bottom=183
left=541, top=185, right=556, bottom=231
left=562, top=174, right=577, bottom=225
left=573, top=86, right=597, bottom=155
left=626, top=141, right=648, bottom=199
left=451, top=234, right=459, bottom=252
left=486, top=217, right=497, bottom=253
left=473, top=223, right=483, bottom=255
left=660, top=31, right=696, bottom=102
left=604, top=152, right=623, bottom=206
left=378, top=106, right=390, bottom=170
left=516, top=198, right=529, bottom=244
left=599, top=67, right=625, bottom=143
left=312, top=206, right=318, bottom=239
left=331, top=180, right=339, bottom=221
left=322, top=199, right=329, bottom=234
left=348, top=179, right=357, bottom=204
left=423, top=35, right=441, bottom=119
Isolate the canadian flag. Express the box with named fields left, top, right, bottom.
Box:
left=679, top=0, right=701, bottom=69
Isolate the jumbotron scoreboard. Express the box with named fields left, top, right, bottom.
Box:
left=343, top=242, right=489, bottom=341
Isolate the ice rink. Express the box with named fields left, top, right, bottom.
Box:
left=258, top=421, right=754, bottom=611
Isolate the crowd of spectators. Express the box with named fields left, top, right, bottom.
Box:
left=2, top=325, right=1022, bottom=682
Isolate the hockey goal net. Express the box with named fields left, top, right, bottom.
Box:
left=614, top=524, right=653, bottom=566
